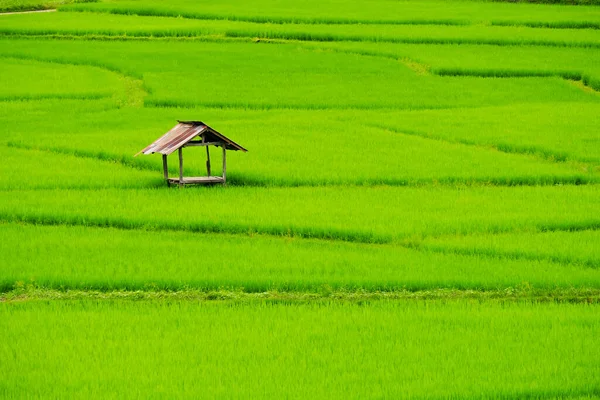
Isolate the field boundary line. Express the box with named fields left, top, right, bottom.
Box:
left=0, top=9, right=56, bottom=16
left=0, top=214, right=392, bottom=245
left=0, top=54, right=148, bottom=105
left=299, top=44, right=600, bottom=97
left=59, top=7, right=600, bottom=30
left=434, top=67, right=600, bottom=93
left=2, top=214, right=599, bottom=249
left=2, top=28, right=599, bottom=49
left=55, top=8, right=472, bottom=27
left=3, top=214, right=597, bottom=270
left=366, top=122, right=599, bottom=167
left=404, top=241, right=600, bottom=270
left=6, top=142, right=158, bottom=173
left=144, top=98, right=480, bottom=111
left=224, top=30, right=600, bottom=49
left=3, top=286, right=600, bottom=303
left=0, top=93, right=110, bottom=102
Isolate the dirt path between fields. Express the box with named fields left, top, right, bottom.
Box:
left=0, top=9, right=56, bottom=15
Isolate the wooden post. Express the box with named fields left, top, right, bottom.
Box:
left=206, top=146, right=211, bottom=177
left=162, top=154, right=169, bottom=187
left=178, top=147, right=184, bottom=188
left=222, top=143, right=227, bottom=185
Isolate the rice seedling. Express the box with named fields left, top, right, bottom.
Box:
left=0, top=56, right=121, bottom=100
left=3, top=12, right=600, bottom=48
left=0, top=1, right=599, bottom=397
left=325, top=42, right=600, bottom=91
left=0, top=0, right=94, bottom=13
left=1, top=300, right=599, bottom=398
left=1, top=185, right=598, bottom=243
left=419, top=229, right=600, bottom=268
left=61, top=0, right=600, bottom=29
left=1, top=39, right=598, bottom=111
left=2, top=222, right=600, bottom=292
left=347, top=103, right=600, bottom=165
left=0, top=145, right=160, bottom=189
left=3, top=104, right=595, bottom=187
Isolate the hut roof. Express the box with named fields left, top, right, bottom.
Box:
left=136, top=121, right=247, bottom=156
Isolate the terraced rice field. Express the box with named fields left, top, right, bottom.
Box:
left=1, top=0, right=599, bottom=398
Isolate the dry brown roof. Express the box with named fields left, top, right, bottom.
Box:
left=136, top=121, right=247, bottom=156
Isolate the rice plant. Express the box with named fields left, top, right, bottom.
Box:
left=1, top=300, right=599, bottom=398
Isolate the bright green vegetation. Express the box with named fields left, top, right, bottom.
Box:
left=0, top=0, right=93, bottom=12
left=3, top=39, right=597, bottom=111
left=2, top=102, right=594, bottom=187
left=1, top=1, right=600, bottom=396
left=0, top=57, right=120, bottom=100
left=3, top=11, right=600, bottom=48
left=63, top=0, right=600, bottom=28
left=355, top=103, right=600, bottom=165
left=325, top=42, right=600, bottom=91
left=3, top=222, right=600, bottom=292
left=420, top=229, right=600, bottom=268
left=1, top=185, right=598, bottom=243
left=1, top=300, right=599, bottom=398
left=0, top=146, right=160, bottom=189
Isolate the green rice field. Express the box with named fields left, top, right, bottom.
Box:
left=2, top=300, right=600, bottom=398
left=1, top=0, right=599, bottom=397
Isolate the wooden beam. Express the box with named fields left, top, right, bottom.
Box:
left=206, top=146, right=211, bottom=177
left=178, top=147, right=184, bottom=188
left=222, top=142, right=227, bottom=185
left=162, top=154, right=169, bottom=187
left=184, top=141, right=223, bottom=147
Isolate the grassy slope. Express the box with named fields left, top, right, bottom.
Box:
left=1, top=300, right=599, bottom=398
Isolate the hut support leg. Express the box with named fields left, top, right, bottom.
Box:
left=206, top=146, right=211, bottom=177
left=178, top=147, right=184, bottom=188
left=162, top=154, right=169, bottom=187
left=222, top=144, right=227, bottom=186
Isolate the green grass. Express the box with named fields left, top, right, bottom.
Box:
left=1, top=300, right=599, bottom=398
left=3, top=222, right=600, bottom=292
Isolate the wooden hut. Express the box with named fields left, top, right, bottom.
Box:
left=136, top=121, right=247, bottom=187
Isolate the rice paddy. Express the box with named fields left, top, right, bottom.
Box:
left=2, top=300, right=600, bottom=398
left=1, top=0, right=599, bottom=397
